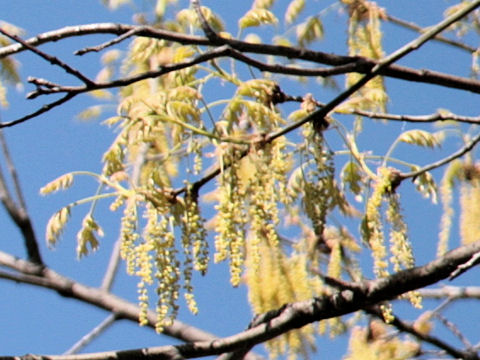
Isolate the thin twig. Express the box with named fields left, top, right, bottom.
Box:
left=449, top=251, right=480, bottom=280
left=418, top=286, right=480, bottom=299
left=25, top=45, right=233, bottom=100
left=101, top=239, right=121, bottom=292
left=191, top=0, right=221, bottom=42
left=0, top=130, right=27, bottom=211
left=0, top=27, right=94, bottom=85
left=367, top=307, right=478, bottom=360
left=0, top=125, right=43, bottom=264
left=64, top=314, right=118, bottom=355
left=434, top=313, right=473, bottom=348
left=75, top=27, right=141, bottom=55
left=401, top=131, right=480, bottom=180
left=386, top=14, right=477, bottom=53
left=0, top=92, right=76, bottom=128
left=342, top=108, right=480, bottom=125
left=0, top=140, right=19, bottom=218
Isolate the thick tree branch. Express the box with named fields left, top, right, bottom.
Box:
left=1, top=241, right=480, bottom=360
left=1, top=23, right=480, bottom=94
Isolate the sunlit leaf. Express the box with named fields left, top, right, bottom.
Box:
left=285, top=0, right=305, bottom=24
left=77, top=215, right=104, bottom=257
left=40, top=173, right=74, bottom=195
left=398, top=129, right=444, bottom=148
left=239, top=8, right=278, bottom=29
left=341, top=161, right=364, bottom=195
left=77, top=105, right=104, bottom=121
left=176, top=6, right=224, bottom=31
left=297, top=16, right=323, bottom=47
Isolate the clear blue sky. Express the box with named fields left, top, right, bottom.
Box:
left=0, top=1, right=478, bottom=358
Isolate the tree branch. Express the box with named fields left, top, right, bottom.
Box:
left=0, top=92, right=76, bottom=128
left=1, top=240, right=480, bottom=360
left=339, top=108, right=480, bottom=125
left=0, top=251, right=216, bottom=343
left=367, top=306, right=478, bottom=360
left=418, top=286, right=480, bottom=299
left=63, top=314, right=117, bottom=355
left=0, top=127, right=43, bottom=264
left=401, top=131, right=480, bottom=180
left=0, top=27, right=93, bottom=86
left=175, top=2, right=480, bottom=197
left=0, top=251, right=263, bottom=360
left=386, top=13, right=477, bottom=53
left=1, top=23, right=480, bottom=94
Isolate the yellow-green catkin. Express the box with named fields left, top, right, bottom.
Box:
left=386, top=195, right=414, bottom=272
left=460, top=178, right=480, bottom=245
left=214, top=150, right=247, bottom=286
left=386, top=195, right=422, bottom=308
left=119, top=200, right=139, bottom=276
left=184, top=194, right=209, bottom=274
left=144, top=207, right=181, bottom=331
left=180, top=192, right=208, bottom=314
left=362, top=168, right=391, bottom=279
left=437, top=160, right=462, bottom=256
left=247, top=149, right=281, bottom=261
left=345, top=0, right=387, bottom=113
left=245, top=239, right=316, bottom=360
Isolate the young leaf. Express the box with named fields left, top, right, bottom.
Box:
left=239, top=9, right=278, bottom=29
left=77, top=215, right=104, bottom=257
left=285, top=0, right=305, bottom=24
left=77, top=105, right=104, bottom=121
left=45, top=206, right=71, bottom=246
left=341, top=161, right=364, bottom=195
left=398, top=129, right=443, bottom=148
left=253, top=0, right=275, bottom=9
left=297, top=16, right=323, bottom=47
left=40, top=173, right=74, bottom=195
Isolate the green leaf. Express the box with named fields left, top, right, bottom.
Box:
left=297, top=16, right=323, bottom=47
left=77, top=105, right=104, bottom=121
left=341, top=161, right=364, bottom=195
left=77, top=215, right=103, bottom=258
left=285, top=0, right=305, bottom=24
left=102, top=0, right=130, bottom=10
left=239, top=9, right=278, bottom=29
left=398, top=129, right=444, bottom=148
left=176, top=7, right=224, bottom=32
